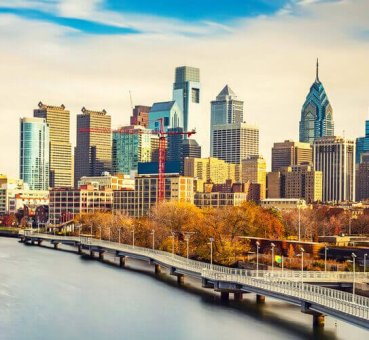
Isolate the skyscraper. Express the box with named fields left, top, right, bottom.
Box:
left=148, top=101, right=183, bottom=132
left=34, top=102, right=73, bottom=188
left=210, top=85, right=244, bottom=151
left=356, top=119, right=369, bottom=164
left=271, top=140, right=312, bottom=172
left=19, top=117, right=49, bottom=190
left=172, top=66, right=201, bottom=132
left=356, top=153, right=369, bottom=201
left=299, top=60, right=334, bottom=144
left=211, top=123, right=259, bottom=164
left=241, top=156, right=267, bottom=199
left=130, top=105, right=151, bottom=128
left=74, top=107, right=112, bottom=187
left=314, top=136, right=355, bottom=202
left=112, top=125, right=152, bottom=175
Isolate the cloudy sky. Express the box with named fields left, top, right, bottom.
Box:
left=1, top=0, right=369, bottom=177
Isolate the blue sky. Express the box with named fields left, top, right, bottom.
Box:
left=0, top=0, right=290, bottom=35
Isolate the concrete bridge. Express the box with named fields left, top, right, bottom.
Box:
left=20, top=232, right=369, bottom=331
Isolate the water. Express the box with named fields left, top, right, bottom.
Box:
left=0, top=237, right=368, bottom=340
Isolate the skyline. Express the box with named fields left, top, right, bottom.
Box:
left=1, top=0, right=369, bottom=178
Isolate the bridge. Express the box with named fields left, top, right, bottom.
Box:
left=20, top=232, right=369, bottom=331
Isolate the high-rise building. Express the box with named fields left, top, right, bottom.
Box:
left=172, top=66, right=200, bottom=133
left=181, top=139, right=201, bottom=160
left=112, top=125, right=152, bottom=175
left=34, top=102, right=72, bottom=188
left=356, top=152, right=369, bottom=201
left=19, top=117, right=49, bottom=190
left=211, top=123, right=259, bottom=164
left=130, top=105, right=151, bottom=128
left=314, top=136, right=355, bottom=202
left=271, top=140, right=312, bottom=172
left=241, top=156, right=267, bottom=199
left=299, top=60, right=334, bottom=144
left=74, top=107, right=112, bottom=187
left=356, top=120, right=369, bottom=164
left=148, top=101, right=183, bottom=132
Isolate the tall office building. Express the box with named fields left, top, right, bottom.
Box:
left=271, top=140, right=312, bottom=172
left=241, top=156, right=267, bottom=199
left=356, top=153, right=369, bottom=201
left=314, top=136, right=355, bottom=202
left=19, top=117, right=49, bottom=190
left=211, top=123, right=259, bottom=164
left=74, top=107, right=112, bottom=187
left=148, top=101, right=183, bottom=132
left=299, top=60, right=334, bottom=144
left=112, top=125, right=152, bottom=175
left=210, top=85, right=243, bottom=149
left=172, top=66, right=200, bottom=133
left=34, top=102, right=72, bottom=188
left=130, top=105, right=151, bottom=128
left=356, top=120, right=369, bottom=164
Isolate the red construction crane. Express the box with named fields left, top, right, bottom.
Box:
left=79, top=119, right=196, bottom=202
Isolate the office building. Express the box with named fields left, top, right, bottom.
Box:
left=211, top=123, right=259, bottom=164
left=172, top=66, right=201, bottom=132
left=34, top=102, right=73, bottom=187
left=112, top=125, right=152, bottom=175
left=195, top=192, right=248, bottom=209
left=356, top=153, right=369, bottom=201
left=74, top=107, right=112, bottom=187
left=356, top=120, right=369, bottom=164
left=260, top=198, right=307, bottom=210
left=271, top=140, right=312, bottom=172
left=241, top=156, right=266, bottom=199
left=148, top=101, right=183, bottom=132
left=299, top=60, right=334, bottom=144
left=130, top=105, right=151, bottom=128
left=210, top=85, right=243, bottom=150
left=19, top=117, right=49, bottom=190
left=78, top=173, right=134, bottom=191
left=314, top=136, right=355, bottom=202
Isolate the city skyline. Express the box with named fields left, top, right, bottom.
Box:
left=1, top=0, right=369, bottom=178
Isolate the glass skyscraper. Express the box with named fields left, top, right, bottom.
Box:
left=19, top=117, right=49, bottom=190
left=299, top=60, right=334, bottom=144
left=356, top=120, right=369, bottom=164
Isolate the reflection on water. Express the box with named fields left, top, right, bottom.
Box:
left=0, top=237, right=368, bottom=340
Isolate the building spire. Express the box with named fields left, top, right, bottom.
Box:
left=316, top=58, right=319, bottom=82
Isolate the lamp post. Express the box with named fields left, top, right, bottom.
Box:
left=132, top=229, right=135, bottom=248
left=99, top=226, right=102, bottom=240
left=352, top=252, right=357, bottom=302
left=300, top=247, right=305, bottom=283
left=324, top=246, right=329, bottom=272
left=109, top=227, right=111, bottom=242
left=271, top=243, right=276, bottom=272
left=118, top=228, right=121, bottom=244
left=183, top=232, right=195, bottom=264
left=298, top=202, right=301, bottom=241
left=171, top=231, right=175, bottom=258
left=90, top=225, right=93, bottom=238
left=364, top=253, right=367, bottom=273
left=151, top=229, right=155, bottom=250
left=256, top=241, right=260, bottom=277
left=209, top=237, right=215, bottom=270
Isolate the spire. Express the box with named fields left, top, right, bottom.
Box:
left=316, top=58, right=319, bottom=82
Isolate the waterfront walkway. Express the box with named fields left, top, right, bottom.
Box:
left=20, top=232, right=369, bottom=330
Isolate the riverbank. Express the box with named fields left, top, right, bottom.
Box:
left=0, top=227, right=20, bottom=238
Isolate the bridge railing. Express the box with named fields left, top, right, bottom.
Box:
left=203, top=270, right=369, bottom=320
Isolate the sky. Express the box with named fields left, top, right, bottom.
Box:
left=1, top=0, right=369, bottom=177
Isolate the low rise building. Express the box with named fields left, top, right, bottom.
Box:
left=260, top=198, right=307, bottom=210
left=78, top=173, right=134, bottom=191
left=194, top=192, right=248, bottom=208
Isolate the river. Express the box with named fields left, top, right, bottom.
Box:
left=0, top=237, right=368, bottom=340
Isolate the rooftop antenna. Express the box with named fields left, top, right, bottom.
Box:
left=129, top=90, right=134, bottom=110
left=316, top=58, right=319, bottom=82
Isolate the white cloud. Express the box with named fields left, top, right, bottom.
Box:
left=0, top=0, right=369, bottom=178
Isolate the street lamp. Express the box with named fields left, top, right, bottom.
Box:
left=90, top=225, right=93, bottom=238
left=184, top=232, right=195, bottom=264
left=271, top=243, right=276, bottom=272
left=256, top=241, right=260, bottom=277
left=364, top=253, right=368, bottom=273
left=109, top=227, right=111, bottom=242
left=170, top=231, right=175, bottom=258
left=324, top=246, right=329, bottom=272
left=98, top=226, right=102, bottom=240
left=132, top=229, right=135, bottom=248
left=298, top=202, right=301, bottom=241
left=209, top=237, right=215, bottom=270
left=352, top=252, right=357, bottom=303
left=151, top=229, right=155, bottom=250
left=300, top=247, right=305, bottom=282
left=118, top=228, right=121, bottom=244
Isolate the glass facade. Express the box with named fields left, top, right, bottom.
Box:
left=356, top=120, right=369, bottom=164
left=20, top=118, right=49, bottom=190
left=299, top=62, right=334, bottom=144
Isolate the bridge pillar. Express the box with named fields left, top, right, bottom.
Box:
left=256, top=294, right=265, bottom=303
left=90, top=250, right=94, bottom=258
left=77, top=245, right=82, bottom=254
left=220, top=292, right=229, bottom=301
left=234, top=292, right=243, bottom=302
left=119, top=256, right=126, bottom=267
left=155, top=264, right=161, bottom=274
left=37, top=240, right=42, bottom=246
left=313, top=314, right=325, bottom=328
left=177, top=274, right=185, bottom=285
left=99, top=252, right=104, bottom=261
left=53, top=243, right=59, bottom=250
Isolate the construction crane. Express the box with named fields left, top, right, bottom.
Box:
left=79, top=119, right=196, bottom=202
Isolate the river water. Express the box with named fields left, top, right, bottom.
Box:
left=0, top=237, right=368, bottom=340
